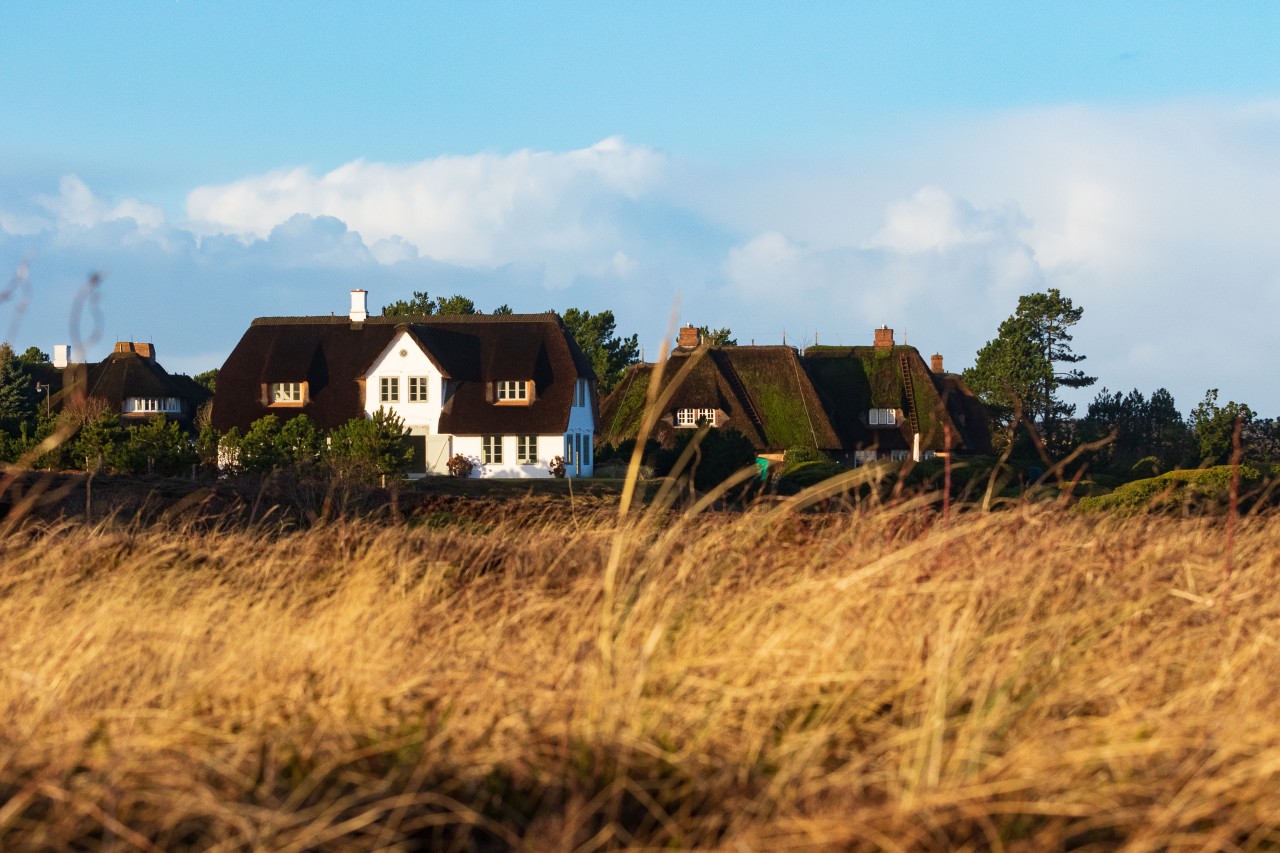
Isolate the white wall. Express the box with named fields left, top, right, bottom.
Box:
left=362, top=329, right=444, bottom=432
left=453, top=434, right=572, bottom=479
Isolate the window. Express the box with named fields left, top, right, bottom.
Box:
left=516, top=435, right=537, bottom=464
left=576, top=379, right=587, bottom=407
left=271, top=382, right=304, bottom=404
left=483, top=435, right=503, bottom=465
left=868, top=408, right=897, bottom=426
left=675, top=408, right=718, bottom=427
left=564, top=434, right=573, bottom=464
left=408, top=376, right=429, bottom=403
left=380, top=377, right=400, bottom=404
left=890, top=450, right=910, bottom=462
left=126, top=397, right=180, bottom=413
left=574, top=434, right=582, bottom=475
left=496, top=380, right=527, bottom=401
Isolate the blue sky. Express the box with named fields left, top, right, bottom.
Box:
left=2, top=2, right=1278, bottom=413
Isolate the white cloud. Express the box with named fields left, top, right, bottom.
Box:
left=38, top=175, right=165, bottom=230
left=186, top=137, right=664, bottom=280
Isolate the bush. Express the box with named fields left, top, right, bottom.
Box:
left=655, top=428, right=758, bottom=493
left=326, top=407, right=413, bottom=482
left=447, top=453, right=475, bottom=478
left=121, top=417, right=197, bottom=476
left=782, top=445, right=828, bottom=471
left=71, top=412, right=128, bottom=473
left=548, top=455, right=566, bottom=478
left=774, top=461, right=846, bottom=495
left=1076, top=465, right=1264, bottom=514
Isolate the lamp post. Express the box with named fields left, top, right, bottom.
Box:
left=34, top=382, right=50, bottom=416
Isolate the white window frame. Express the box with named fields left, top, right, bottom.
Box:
left=127, top=397, right=181, bottom=413
left=890, top=449, right=910, bottom=462
left=868, top=408, right=897, bottom=426
left=380, top=376, right=400, bottom=404
left=483, top=435, right=503, bottom=465
left=675, top=407, right=717, bottom=427
left=271, top=382, right=304, bottom=404
left=516, top=435, right=537, bottom=464
left=497, top=380, right=527, bottom=401
left=407, top=376, right=428, bottom=403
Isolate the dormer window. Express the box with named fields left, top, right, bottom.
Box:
left=676, top=408, right=718, bottom=427
left=496, top=380, right=529, bottom=402
left=270, top=382, right=305, bottom=405
left=868, top=408, right=897, bottom=426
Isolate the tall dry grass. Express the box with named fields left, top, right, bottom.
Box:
left=1, top=496, right=1279, bottom=850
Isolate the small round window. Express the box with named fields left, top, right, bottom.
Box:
left=399, top=349, right=408, bottom=357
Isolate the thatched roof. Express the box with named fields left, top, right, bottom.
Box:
left=212, top=313, right=595, bottom=435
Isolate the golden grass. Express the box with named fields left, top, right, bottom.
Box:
left=2, top=497, right=1280, bottom=850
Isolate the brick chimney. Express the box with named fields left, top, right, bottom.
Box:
left=873, top=326, right=895, bottom=350
left=114, top=341, right=156, bottom=362
left=349, top=289, right=369, bottom=323
left=931, top=353, right=944, bottom=374
left=677, top=324, right=701, bottom=349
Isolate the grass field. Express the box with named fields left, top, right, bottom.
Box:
left=2, top=482, right=1279, bottom=850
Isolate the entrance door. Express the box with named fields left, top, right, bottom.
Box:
left=426, top=435, right=453, bottom=474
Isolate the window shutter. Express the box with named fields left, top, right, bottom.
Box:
left=485, top=381, right=495, bottom=403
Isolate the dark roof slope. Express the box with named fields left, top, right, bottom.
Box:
left=803, top=345, right=989, bottom=454
left=71, top=352, right=210, bottom=417
left=213, top=313, right=594, bottom=434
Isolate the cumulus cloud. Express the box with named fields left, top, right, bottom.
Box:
left=186, top=137, right=664, bottom=281
left=38, top=175, right=165, bottom=231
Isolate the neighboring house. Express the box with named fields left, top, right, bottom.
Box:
left=599, top=324, right=991, bottom=464
left=28, top=342, right=210, bottom=427
left=212, top=290, right=598, bottom=478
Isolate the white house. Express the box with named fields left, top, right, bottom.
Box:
left=213, top=290, right=598, bottom=478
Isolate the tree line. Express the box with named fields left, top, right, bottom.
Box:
left=962, top=288, right=1278, bottom=479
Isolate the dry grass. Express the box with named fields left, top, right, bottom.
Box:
left=2, top=493, right=1280, bottom=850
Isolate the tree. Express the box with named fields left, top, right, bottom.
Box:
left=698, top=326, right=737, bottom=346
left=1079, top=387, right=1189, bottom=474
left=121, top=417, right=197, bottom=476
left=1189, top=389, right=1254, bottom=466
left=193, top=369, right=218, bottom=395
left=492, top=304, right=514, bottom=315
left=16, top=346, right=49, bottom=365
left=435, top=294, right=477, bottom=315
left=963, top=289, right=1095, bottom=449
left=72, top=411, right=127, bottom=472
left=326, top=407, right=413, bottom=482
left=559, top=308, right=639, bottom=393
left=382, top=290, right=437, bottom=317
left=0, top=343, right=35, bottom=434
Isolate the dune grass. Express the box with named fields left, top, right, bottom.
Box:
left=1, top=491, right=1279, bottom=850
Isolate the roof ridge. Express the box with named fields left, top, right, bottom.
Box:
left=250, top=312, right=561, bottom=326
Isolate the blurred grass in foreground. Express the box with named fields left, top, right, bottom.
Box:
left=1, top=497, right=1278, bottom=850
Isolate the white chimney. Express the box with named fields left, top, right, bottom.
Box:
left=349, top=289, right=368, bottom=323
left=53, top=344, right=70, bottom=369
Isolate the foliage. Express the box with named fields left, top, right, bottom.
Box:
left=697, top=325, right=737, bottom=346
left=0, top=342, right=35, bottom=433
left=277, top=414, right=323, bottom=467
left=326, top=407, right=413, bottom=481
left=16, top=345, right=50, bottom=365
left=381, top=290, right=438, bottom=316
left=548, top=454, right=566, bottom=478
left=773, top=460, right=846, bottom=494
left=1078, top=387, right=1189, bottom=475
left=1075, top=464, right=1263, bottom=513
left=382, top=291, right=477, bottom=317
left=71, top=411, right=128, bottom=472
left=120, top=417, right=197, bottom=476
left=238, top=414, right=285, bottom=474
left=655, top=427, right=758, bottom=492
left=192, top=369, right=218, bottom=395
left=446, top=453, right=475, bottom=478
left=964, top=288, right=1094, bottom=451
left=1188, top=389, right=1254, bottom=466
left=492, top=303, right=514, bottom=315
left=194, top=403, right=220, bottom=471
left=559, top=308, right=639, bottom=393
left=434, top=294, right=477, bottom=315
left=782, top=445, right=829, bottom=470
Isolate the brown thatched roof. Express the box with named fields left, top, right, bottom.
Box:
left=599, top=346, right=843, bottom=453
left=212, top=313, right=595, bottom=435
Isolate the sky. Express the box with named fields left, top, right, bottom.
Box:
left=2, top=1, right=1278, bottom=415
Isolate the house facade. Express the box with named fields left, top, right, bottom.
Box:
left=212, top=290, right=598, bottom=478
left=599, top=324, right=991, bottom=464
